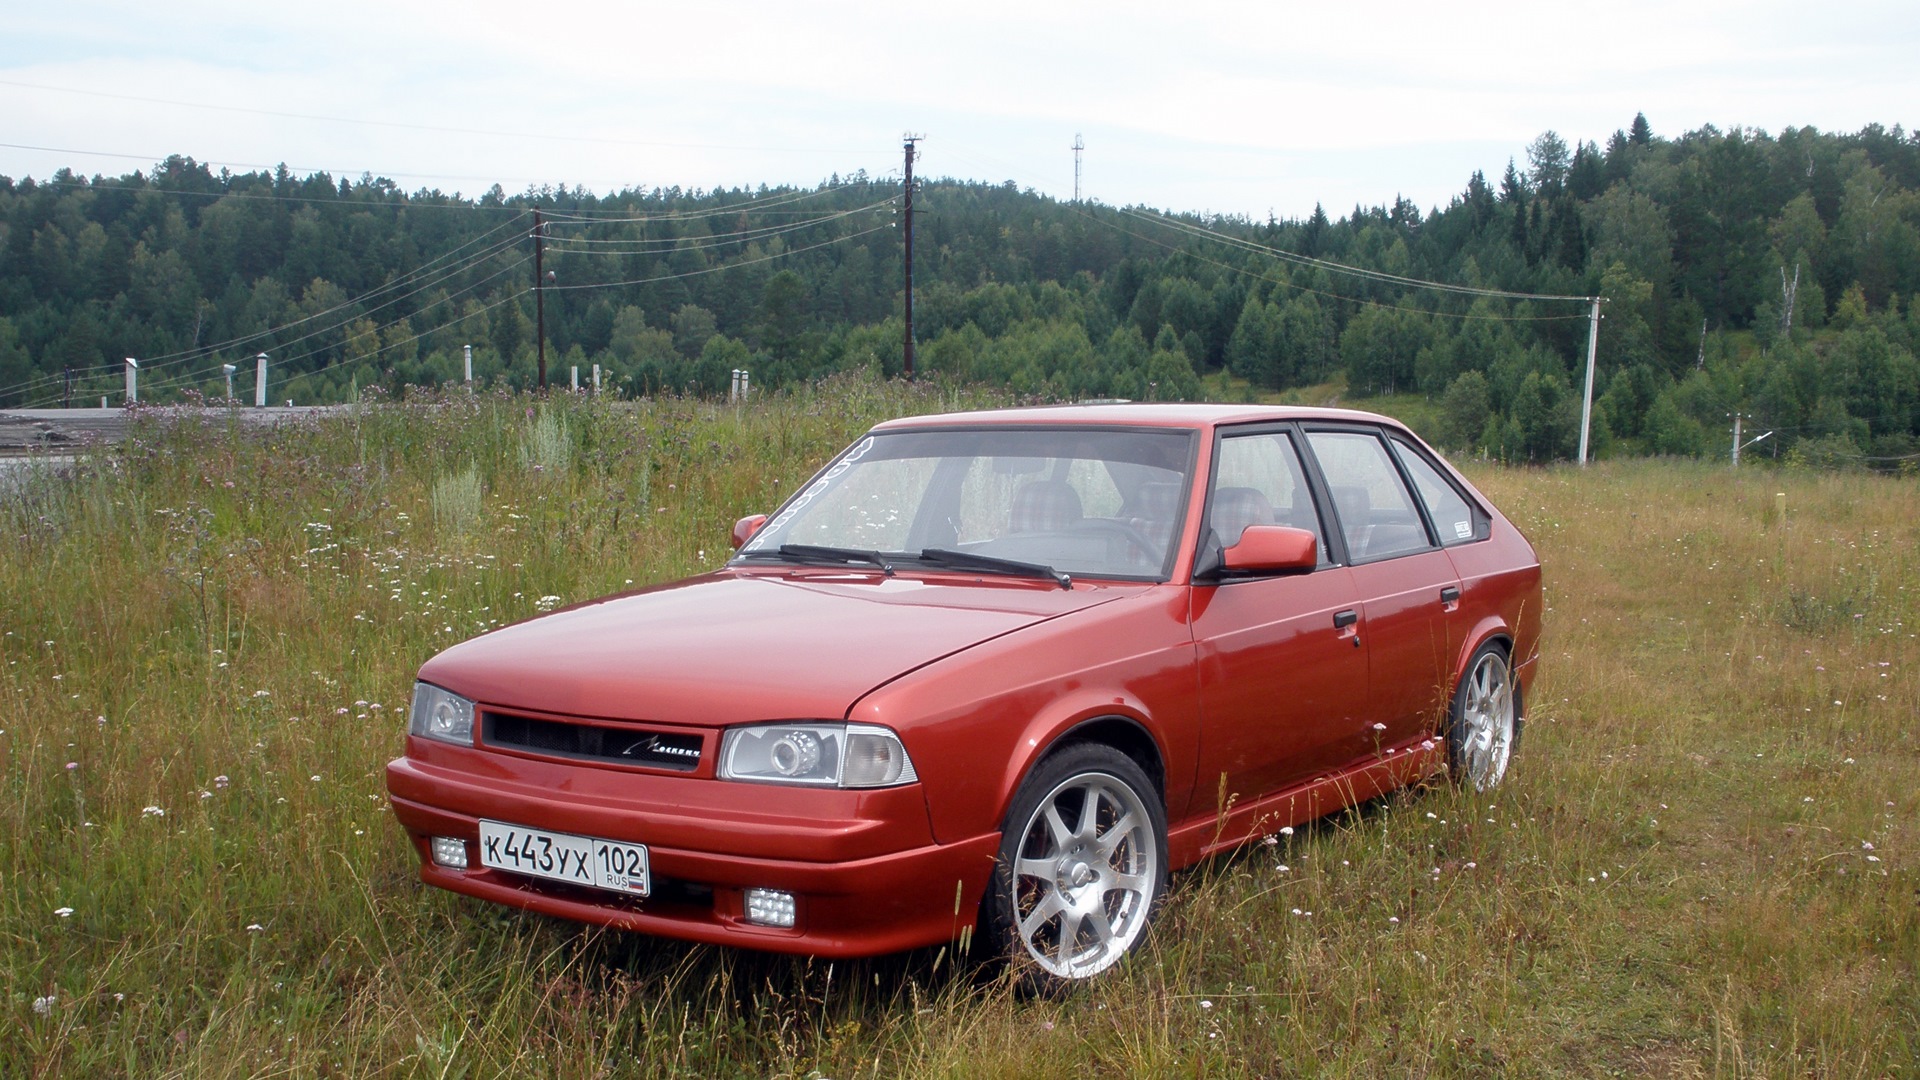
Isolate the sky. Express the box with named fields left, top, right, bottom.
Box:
left=3, top=0, right=1916, bottom=222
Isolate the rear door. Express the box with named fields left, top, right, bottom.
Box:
left=1302, top=427, right=1464, bottom=761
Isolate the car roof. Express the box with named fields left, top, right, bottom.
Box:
left=870, top=402, right=1405, bottom=432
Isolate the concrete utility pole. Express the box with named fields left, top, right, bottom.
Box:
left=124, top=357, right=138, bottom=405
left=255, top=352, right=269, bottom=408
left=463, top=344, right=473, bottom=390
left=223, top=363, right=236, bottom=400
left=902, top=134, right=923, bottom=379
left=1576, top=297, right=1603, bottom=465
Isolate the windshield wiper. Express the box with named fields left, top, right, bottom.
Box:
left=737, top=544, right=896, bottom=575
left=917, top=548, right=1072, bottom=590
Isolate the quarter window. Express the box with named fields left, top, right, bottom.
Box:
left=1390, top=436, right=1485, bottom=546
left=1304, top=430, right=1434, bottom=561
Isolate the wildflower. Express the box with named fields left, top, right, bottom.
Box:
left=1389, top=916, right=1400, bottom=923
left=32, top=996, right=54, bottom=1017
left=1199, top=1000, right=1213, bottom=1010
left=246, top=923, right=264, bottom=932
left=310, top=775, right=322, bottom=782
left=1278, top=826, right=1293, bottom=836
left=1276, top=864, right=1289, bottom=873
left=53, top=907, right=73, bottom=918
left=215, top=775, right=230, bottom=788
left=142, top=806, right=165, bottom=818
left=66, top=762, right=77, bottom=771
left=1371, top=722, right=1386, bottom=731
left=1862, top=841, right=1875, bottom=850
left=252, top=689, right=270, bottom=698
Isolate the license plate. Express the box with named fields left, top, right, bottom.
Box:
left=478, top=820, right=650, bottom=897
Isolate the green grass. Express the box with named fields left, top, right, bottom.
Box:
left=2, top=377, right=1915, bottom=1077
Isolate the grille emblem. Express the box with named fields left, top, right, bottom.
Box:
left=621, top=735, right=700, bottom=760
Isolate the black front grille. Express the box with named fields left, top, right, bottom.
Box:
left=483, top=712, right=703, bottom=771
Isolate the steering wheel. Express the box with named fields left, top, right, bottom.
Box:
left=1070, top=519, right=1163, bottom=564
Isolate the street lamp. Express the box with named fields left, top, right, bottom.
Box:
left=255, top=353, right=269, bottom=408
left=222, top=363, right=237, bottom=401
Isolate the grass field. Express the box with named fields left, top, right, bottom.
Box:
left=3, top=378, right=1915, bottom=1078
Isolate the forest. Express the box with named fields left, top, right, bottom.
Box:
left=1, top=114, right=1917, bottom=466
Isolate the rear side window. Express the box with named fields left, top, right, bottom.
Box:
left=1390, top=436, right=1488, bottom=546
left=1304, top=430, right=1434, bottom=562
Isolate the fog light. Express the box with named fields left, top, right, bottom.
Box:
left=430, top=836, right=468, bottom=869
left=744, top=888, right=796, bottom=928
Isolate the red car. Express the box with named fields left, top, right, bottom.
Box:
left=386, top=404, right=1540, bottom=985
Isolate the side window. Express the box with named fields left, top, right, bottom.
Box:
left=1304, top=430, right=1434, bottom=562
left=1210, top=432, right=1324, bottom=555
left=1390, top=436, right=1486, bottom=546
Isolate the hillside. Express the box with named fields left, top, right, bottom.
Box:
left=2, top=116, right=1917, bottom=465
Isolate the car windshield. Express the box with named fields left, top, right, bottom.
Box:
left=734, top=426, right=1197, bottom=581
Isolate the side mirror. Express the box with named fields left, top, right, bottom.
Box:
left=730, top=514, right=768, bottom=550
left=1222, top=525, right=1317, bottom=574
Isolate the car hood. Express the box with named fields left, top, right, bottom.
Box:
left=417, top=569, right=1138, bottom=726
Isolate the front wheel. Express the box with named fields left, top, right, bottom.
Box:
left=982, top=743, right=1167, bottom=989
left=1448, top=642, right=1520, bottom=791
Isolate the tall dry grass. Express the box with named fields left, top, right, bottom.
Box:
left=2, top=386, right=1913, bottom=1078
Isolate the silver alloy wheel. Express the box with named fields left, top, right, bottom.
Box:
left=1009, top=770, right=1158, bottom=979
left=1456, top=650, right=1516, bottom=790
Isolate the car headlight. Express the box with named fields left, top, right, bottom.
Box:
left=408, top=682, right=475, bottom=745
left=719, top=723, right=918, bottom=788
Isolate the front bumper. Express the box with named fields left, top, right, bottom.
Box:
left=385, top=744, right=1001, bottom=958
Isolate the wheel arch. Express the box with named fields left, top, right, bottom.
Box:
left=996, top=711, right=1169, bottom=831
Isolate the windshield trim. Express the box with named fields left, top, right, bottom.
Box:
left=729, top=423, right=1201, bottom=584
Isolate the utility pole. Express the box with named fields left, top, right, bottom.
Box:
left=62, top=366, right=73, bottom=409
left=902, top=134, right=923, bottom=379
left=124, top=357, right=138, bottom=405
left=533, top=208, right=547, bottom=391
left=1731, top=412, right=1743, bottom=466
left=1072, top=134, right=1084, bottom=202
left=1576, top=297, right=1603, bottom=465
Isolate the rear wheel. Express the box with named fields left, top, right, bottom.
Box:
left=982, top=743, right=1166, bottom=989
left=1448, top=642, right=1519, bottom=791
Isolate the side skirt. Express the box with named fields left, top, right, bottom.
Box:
left=1166, top=736, right=1446, bottom=868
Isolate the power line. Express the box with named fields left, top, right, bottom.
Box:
left=1075, top=204, right=1591, bottom=322
left=0, top=141, right=568, bottom=189
left=0, top=79, right=879, bottom=156
left=10, top=173, right=527, bottom=212
left=543, top=224, right=889, bottom=292
left=1121, top=206, right=1593, bottom=303
left=0, top=236, right=530, bottom=400
left=543, top=200, right=895, bottom=255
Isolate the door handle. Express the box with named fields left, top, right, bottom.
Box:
left=1440, top=586, right=1461, bottom=604
left=1333, top=609, right=1358, bottom=628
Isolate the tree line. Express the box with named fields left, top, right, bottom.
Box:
left=1, top=114, right=1916, bottom=466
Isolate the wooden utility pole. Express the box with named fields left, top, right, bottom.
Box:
left=533, top=208, right=547, bottom=391
left=902, top=134, right=922, bottom=379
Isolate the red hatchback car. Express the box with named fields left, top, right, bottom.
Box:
left=386, top=404, right=1541, bottom=985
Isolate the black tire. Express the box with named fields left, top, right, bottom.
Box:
left=1447, top=641, right=1521, bottom=791
left=981, top=742, right=1167, bottom=990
